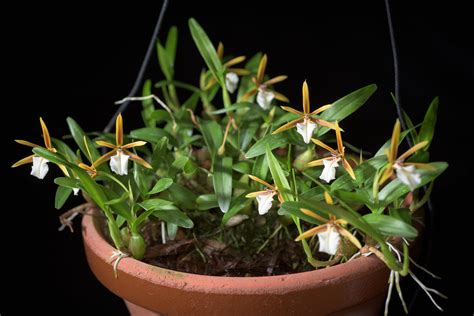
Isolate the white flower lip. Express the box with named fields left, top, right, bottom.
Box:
left=317, top=225, right=341, bottom=255
left=296, top=118, right=317, bottom=144
left=225, top=72, right=239, bottom=93
left=255, top=190, right=276, bottom=215
left=110, top=151, right=130, bottom=175
left=256, top=88, right=275, bottom=110
left=320, top=157, right=340, bottom=183
left=394, top=163, right=421, bottom=191
left=31, top=156, right=49, bottom=179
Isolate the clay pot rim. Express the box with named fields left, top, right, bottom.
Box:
left=82, top=212, right=387, bottom=294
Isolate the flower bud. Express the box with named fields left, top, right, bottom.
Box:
left=120, top=227, right=131, bottom=248
left=128, top=233, right=146, bottom=260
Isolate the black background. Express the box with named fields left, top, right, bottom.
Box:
left=2, top=1, right=472, bottom=315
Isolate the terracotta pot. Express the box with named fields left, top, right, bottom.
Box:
left=82, top=213, right=391, bottom=316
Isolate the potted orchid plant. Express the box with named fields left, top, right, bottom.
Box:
left=11, top=18, right=447, bottom=315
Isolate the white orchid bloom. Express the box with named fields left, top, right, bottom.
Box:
left=296, top=118, right=318, bottom=144
left=225, top=72, right=239, bottom=93
left=317, top=224, right=341, bottom=255
left=73, top=188, right=80, bottom=196
left=394, top=164, right=421, bottom=191
left=256, top=88, right=275, bottom=110
left=110, top=151, right=130, bottom=175
left=320, top=158, right=340, bottom=183
left=255, top=190, right=276, bottom=215
left=31, top=156, right=49, bottom=179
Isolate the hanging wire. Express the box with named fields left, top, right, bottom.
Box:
left=104, top=0, right=170, bottom=133
left=384, top=0, right=436, bottom=312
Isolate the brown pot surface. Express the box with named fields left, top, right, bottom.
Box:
left=82, top=213, right=391, bottom=316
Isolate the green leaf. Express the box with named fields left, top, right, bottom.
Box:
left=222, top=193, right=252, bottom=225
left=104, top=191, right=129, bottom=206
left=167, top=222, right=178, bottom=240
left=141, top=79, right=156, bottom=128
left=130, top=127, right=176, bottom=146
left=213, top=156, right=233, bottom=213
left=55, top=186, right=72, bottom=209
left=168, top=183, right=197, bottom=210
left=251, top=154, right=269, bottom=183
left=245, top=133, right=288, bottom=159
left=188, top=18, right=224, bottom=86
left=148, top=178, right=173, bottom=195
left=196, top=194, right=218, bottom=210
left=277, top=202, right=325, bottom=225
left=149, top=109, right=170, bottom=123
left=266, top=147, right=293, bottom=201
left=232, top=161, right=252, bottom=174
left=378, top=162, right=448, bottom=205
left=239, top=122, right=259, bottom=151
left=133, top=162, right=148, bottom=197
left=54, top=177, right=78, bottom=189
left=52, top=138, right=77, bottom=162
left=389, top=208, right=412, bottom=224
left=165, top=26, right=178, bottom=67
left=200, top=120, right=223, bottom=159
left=66, top=117, right=100, bottom=163
left=153, top=208, right=194, bottom=228
left=157, top=42, right=173, bottom=80
left=139, top=198, right=174, bottom=211
left=363, top=214, right=418, bottom=238
left=316, top=84, right=377, bottom=137
left=418, top=97, right=438, bottom=149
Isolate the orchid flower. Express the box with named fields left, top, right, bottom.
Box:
left=379, top=120, right=431, bottom=191
left=306, top=121, right=356, bottom=183
left=296, top=193, right=362, bottom=255
left=11, top=117, right=66, bottom=179
left=94, top=113, right=152, bottom=175
left=245, top=175, right=283, bottom=215
left=272, top=81, right=338, bottom=143
left=205, top=42, right=250, bottom=93
left=241, top=54, right=289, bottom=109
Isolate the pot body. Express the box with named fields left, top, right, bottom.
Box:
left=82, top=214, right=390, bottom=316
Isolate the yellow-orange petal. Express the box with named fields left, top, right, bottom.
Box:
left=300, top=208, right=328, bottom=222
left=280, top=106, right=304, bottom=116
left=272, top=118, right=302, bottom=135
left=324, top=191, right=334, bottom=205
left=310, top=104, right=332, bottom=116
left=96, top=140, right=116, bottom=149
left=398, top=140, right=429, bottom=162
left=342, top=158, right=356, bottom=180
left=124, top=150, right=152, bottom=169
left=11, top=154, right=35, bottom=168
left=122, top=141, right=147, bottom=149
left=378, top=165, right=394, bottom=185
left=245, top=190, right=269, bottom=198
left=311, top=138, right=338, bottom=155
left=302, top=81, right=310, bottom=114
left=337, top=226, right=362, bottom=249
left=404, top=162, right=436, bottom=171
left=15, top=139, right=40, bottom=148
left=305, top=158, right=326, bottom=168
left=295, top=224, right=328, bottom=241
left=241, top=88, right=258, bottom=100
left=40, top=117, right=52, bottom=149
left=116, top=113, right=123, bottom=146
left=204, top=76, right=217, bottom=90
left=390, top=120, right=401, bottom=163
left=92, top=150, right=117, bottom=168
left=314, top=118, right=339, bottom=131
left=217, top=42, right=224, bottom=60
left=257, top=54, right=268, bottom=84
left=273, top=91, right=289, bottom=103
left=224, top=55, right=246, bottom=68
left=334, top=122, right=344, bottom=154
left=228, top=68, right=251, bottom=76
left=263, top=75, right=288, bottom=86
left=248, top=175, right=275, bottom=190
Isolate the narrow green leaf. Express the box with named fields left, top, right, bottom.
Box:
left=316, top=84, right=377, bottom=137
left=148, top=178, right=173, bottom=195
left=210, top=102, right=253, bottom=114
left=239, top=122, right=259, bottom=151
left=168, top=183, right=197, bottom=210
left=277, top=203, right=325, bottom=225
left=418, top=97, right=438, bottom=149
left=222, top=193, right=252, bottom=225
left=331, top=156, right=387, bottom=191
left=66, top=117, right=100, bottom=163
left=152, top=207, right=194, bottom=228
left=52, top=138, right=77, bottom=162
left=251, top=154, right=269, bottom=184
left=157, top=42, right=173, bottom=80
left=133, top=162, right=148, bottom=197
left=213, top=156, right=233, bottom=213
left=363, top=214, right=418, bottom=238
left=165, top=26, right=178, bottom=67
left=130, top=127, right=176, bottom=146
left=232, top=161, right=252, bottom=174
left=266, top=147, right=293, bottom=201
left=139, top=198, right=174, bottom=210
left=196, top=194, right=218, bottom=210
left=200, top=120, right=223, bottom=159
left=389, top=208, right=412, bottom=224
left=104, top=191, right=129, bottom=206
left=141, top=79, right=156, bottom=128
left=54, top=177, right=78, bottom=189
left=245, top=133, right=288, bottom=159
left=188, top=18, right=224, bottom=86
left=55, top=186, right=72, bottom=209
